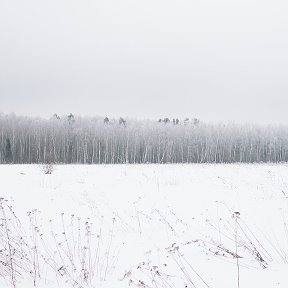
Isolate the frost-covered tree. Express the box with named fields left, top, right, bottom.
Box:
left=1, top=112, right=288, bottom=164
left=4, top=138, right=13, bottom=163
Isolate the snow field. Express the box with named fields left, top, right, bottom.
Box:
left=0, top=164, right=288, bottom=287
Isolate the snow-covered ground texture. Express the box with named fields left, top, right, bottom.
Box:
left=1, top=164, right=288, bottom=288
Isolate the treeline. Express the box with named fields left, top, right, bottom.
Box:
left=1, top=112, right=288, bottom=164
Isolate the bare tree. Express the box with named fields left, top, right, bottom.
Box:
left=1, top=113, right=288, bottom=164
left=4, top=138, right=13, bottom=163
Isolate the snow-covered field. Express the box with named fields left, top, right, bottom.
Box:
left=1, top=164, right=288, bottom=288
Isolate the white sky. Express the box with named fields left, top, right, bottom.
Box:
left=0, top=0, right=288, bottom=124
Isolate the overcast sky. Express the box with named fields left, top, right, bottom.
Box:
left=0, top=0, right=288, bottom=124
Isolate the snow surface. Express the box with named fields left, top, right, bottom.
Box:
left=1, top=164, right=288, bottom=287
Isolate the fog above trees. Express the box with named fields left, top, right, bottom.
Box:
left=1, top=112, right=288, bottom=164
